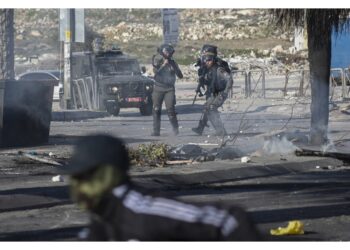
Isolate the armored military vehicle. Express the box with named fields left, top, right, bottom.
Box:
left=71, top=48, right=154, bottom=116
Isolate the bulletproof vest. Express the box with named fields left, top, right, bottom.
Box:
left=215, top=67, right=228, bottom=92
left=154, top=58, right=177, bottom=86
left=206, top=65, right=228, bottom=94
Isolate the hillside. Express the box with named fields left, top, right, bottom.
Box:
left=14, top=9, right=305, bottom=76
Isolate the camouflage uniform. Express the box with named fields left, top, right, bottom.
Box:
left=151, top=46, right=183, bottom=136
left=193, top=62, right=233, bottom=136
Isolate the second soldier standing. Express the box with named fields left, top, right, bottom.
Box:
left=192, top=45, right=233, bottom=136
left=151, top=44, right=183, bottom=136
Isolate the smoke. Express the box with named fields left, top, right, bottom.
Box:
left=321, top=138, right=336, bottom=153
left=262, top=136, right=300, bottom=155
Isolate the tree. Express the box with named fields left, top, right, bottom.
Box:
left=0, top=9, right=14, bottom=80
left=270, top=9, right=350, bottom=145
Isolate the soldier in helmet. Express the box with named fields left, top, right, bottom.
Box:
left=192, top=45, right=233, bottom=136
left=65, top=134, right=260, bottom=241
left=194, top=44, right=231, bottom=94
left=151, top=43, right=183, bottom=136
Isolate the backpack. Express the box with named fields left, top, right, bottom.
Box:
left=217, top=57, right=231, bottom=74
left=215, top=67, right=229, bottom=92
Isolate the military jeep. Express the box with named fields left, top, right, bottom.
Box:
left=71, top=48, right=154, bottom=116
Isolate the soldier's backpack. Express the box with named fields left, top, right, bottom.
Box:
left=217, top=57, right=231, bottom=74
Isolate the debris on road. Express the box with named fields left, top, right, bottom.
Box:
left=129, top=143, right=169, bottom=167
left=296, top=148, right=350, bottom=163
left=165, top=160, right=193, bottom=165
left=18, top=151, right=63, bottom=166
left=270, top=220, right=305, bottom=236
left=51, top=175, right=64, bottom=182
left=241, top=156, right=251, bottom=163
left=213, top=146, right=245, bottom=160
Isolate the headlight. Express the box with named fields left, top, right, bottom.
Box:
left=111, top=86, right=118, bottom=93
left=145, top=85, right=150, bottom=90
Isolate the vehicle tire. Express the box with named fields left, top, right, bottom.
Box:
left=106, top=103, right=120, bottom=116
left=140, top=99, right=153, bottom=116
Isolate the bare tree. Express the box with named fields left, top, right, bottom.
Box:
left=0, top=9, right=14, bottom=80
left=270, top=9, right=350, bottom=145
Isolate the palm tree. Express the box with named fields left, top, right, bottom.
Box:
left=270, top=9, right=350, bottom=145
left=0, top=9, right=14, bottom=80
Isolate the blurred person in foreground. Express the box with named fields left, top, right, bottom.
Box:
left=65, top=134, right=260, bottom=241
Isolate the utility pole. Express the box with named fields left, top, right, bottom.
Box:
left=0, top=9, right=14, bottom=80
left=59, top=9, right=84, bottom=109
left=0, top=9, right=14, bottom=144
left=63, top=35, right=72, bottom=109
left=60, top=9, right=74, bottom=109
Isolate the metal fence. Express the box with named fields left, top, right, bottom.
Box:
left=71, top=76, right=99, bottom=110
left=231, top=67, right=349, bottom=100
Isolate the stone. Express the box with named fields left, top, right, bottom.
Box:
left=30, top=30, right=41, bottom=37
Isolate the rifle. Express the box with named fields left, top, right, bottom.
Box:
left=192, top=82, right=205, bottom=105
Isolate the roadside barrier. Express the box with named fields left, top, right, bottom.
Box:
left=231, top=67, right=348, bottom=100
left=71, top=77, right=99, bottom=110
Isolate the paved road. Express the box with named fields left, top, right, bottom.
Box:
left=1, top=79, right=350, bottom=241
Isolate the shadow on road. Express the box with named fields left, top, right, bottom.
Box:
left=49, top=134, right=158, bottom=146
left=0, top=226, right=83, bottom=241
left=0, top=185, right=70, bottom=212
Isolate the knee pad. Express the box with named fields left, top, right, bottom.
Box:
left=153, top=106, right=161, bottom=115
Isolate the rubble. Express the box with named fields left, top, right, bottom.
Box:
left=18, top=151, right=63, bottom=166
left=51, top=175, right=64, bottom=182
left=241, top=156, right=251, bottom=163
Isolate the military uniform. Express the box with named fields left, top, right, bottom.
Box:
left=193, top=62, right=233, bottom=136
left=152, top=51, right=183, bottom=136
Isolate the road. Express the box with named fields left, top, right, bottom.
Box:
left=1, top=78, right=350, bottom=241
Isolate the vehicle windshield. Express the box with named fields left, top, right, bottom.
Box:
left=98, top=60, right=141, bottom=76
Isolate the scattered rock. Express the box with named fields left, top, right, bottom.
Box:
left=241, top=156, right=251, bottom=163
left=52, top=175, right=64, bottom=182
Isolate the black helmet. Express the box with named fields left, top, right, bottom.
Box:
left=158, top=43, right=175, bottom=58
left=63, top=134, right=129, bottom=177
left=201, top=54, right=216, bottom=63
left=201, top=44, right=218, bottom=56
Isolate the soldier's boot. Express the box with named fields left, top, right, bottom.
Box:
left=151, top=110, right=161, bottom=136
left=192, top=113, right=208, bottom=136
left=168, top=112, right=179, bottom=136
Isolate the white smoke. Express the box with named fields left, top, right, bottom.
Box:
left=262, top=136, right=300, bottom=155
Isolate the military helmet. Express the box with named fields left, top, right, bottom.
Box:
left=158, top=43, right=175, bottom=57
left=200, top=44, right=218, bottom=64
left=64, top=134, right=129, bottom=177
left=201, top=44, right=218, bottom=56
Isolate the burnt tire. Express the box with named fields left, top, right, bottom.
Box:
left=106, top=103, right=120, bottom=116
left=140, top=99, right=153, bottom=116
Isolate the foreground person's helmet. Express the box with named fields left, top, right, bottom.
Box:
left=64, top=134, right=129, bottom=210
